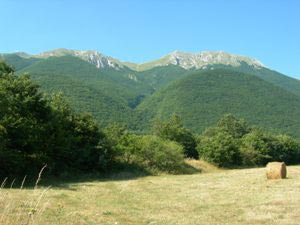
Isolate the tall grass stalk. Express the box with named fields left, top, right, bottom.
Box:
left=0, top=165, right=50, bottom=225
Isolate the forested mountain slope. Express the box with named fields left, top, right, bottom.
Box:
left=137, top=69, right=300, bottom=137
left=2, top=50, right=300, bottom=136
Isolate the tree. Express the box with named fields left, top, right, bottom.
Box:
left=104, top=123, right=128, bottom=159
left=153, top=114, right=198, bottom=159
left=267, top=134, right=300, bottom=164
left=104, top=123, right=140, bottom=164
left=197, top=130, right=241, bottom=167
left=240, top=130, right=271, bottom=166
left=45, top=94, right=112, bottom=173
left=217, top=114, right=250, bottom=138
left=136, top=135, right=185, bottom=173
left=0, top=61, right=14, bottom=75
left=198, top=114, right=300, bottom=167
left=0, top=62, right=112, bottom=177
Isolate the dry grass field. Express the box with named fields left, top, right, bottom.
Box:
left=1, top=162, right=300, bottom=225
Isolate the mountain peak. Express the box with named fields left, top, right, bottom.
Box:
left=163, top=50, right=265, bottom=69
left=3, top=48, right=265, bottom=72
left=128, top=50, right=265, bottom=71
left=35, top=49, right=123, bottom=70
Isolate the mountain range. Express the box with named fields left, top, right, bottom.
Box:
left=1, top=48, right=265, bottom=70
left=1, top=48, right=300, bottom=137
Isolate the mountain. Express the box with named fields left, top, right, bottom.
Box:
left=124, top=50, right=264, bottom=71
left=2, top=49, right=300, bottom=136
left=137, top=69, right=300, bottom=137
left=1, top=49, right=266, bottom=71
left=11, top=55, right=153, bottom=128
left=34, top=48, right=126, bottom=70
left=3, top=49, right=300, bottom=96
left=133, top=65, right=188, bottom=90
left=0, top=54, right=41, bottom=70
left=127, top=51, right=300, bottom=97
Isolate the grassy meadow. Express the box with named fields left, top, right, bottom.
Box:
left=1, top=161, right=299, bottom=225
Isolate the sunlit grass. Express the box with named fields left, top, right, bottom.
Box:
left=1, top=163, right=300, bottom=225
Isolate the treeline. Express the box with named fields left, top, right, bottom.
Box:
left=1, top=61, right=300, bottom=178
left=198, top=114, right=300, bottom=167
left=0, top=62, right=114, bottom=177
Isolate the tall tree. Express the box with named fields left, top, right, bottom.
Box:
left=153, top=114, right=198, bottom=159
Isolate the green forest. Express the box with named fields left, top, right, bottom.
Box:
left=2, top=53, right=300, bottom=136
left=1, top=60, right=300, bottom=178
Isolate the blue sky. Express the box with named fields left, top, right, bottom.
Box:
left=1, top=0, right=299, bottom=77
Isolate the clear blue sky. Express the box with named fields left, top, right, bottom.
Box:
left=1, top=0, right=299, bottom=77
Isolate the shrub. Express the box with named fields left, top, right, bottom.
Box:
left=136, top=135, right=185, bottom=173
left=197, top=130, right=241, bottom=167
left=240, top=130, right=271, bottom=166
left=267, top=134, right=300, bottom=164
left=104, top=123, right=129, bottom=158
left=197, top=114, right=300, bottom=167
left=153, top=115, right=198, bottom=159
left=240, top=131, right=300, bottom=166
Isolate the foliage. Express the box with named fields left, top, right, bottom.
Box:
left=4, top=54, right=300, bottom=137
left=240, top=130, right=272, bottom=165
left=198, top=129, right=241, bottom=167
left=2, top=56, right=300, bottom=174
left=0, top=60, right=14, bottom=74
left=197, top=114, right=300, bottom=167
left=14, top=55, right=154, bottom=129
left=138, top=69, right=300, bottom=137
left=135, top=135, right=185, bottom=173
left=265, top=134, right=300, bottom=164
left=104, top=123, right=140, bottom=164
left=0, top=62, right=111, bottom=177
left=152, top=114, right=198, bottom=159
left=240, top=130, right=300, bottom=166
left=104, top=124, right=185, bottom=173
left=216, top=114, right=250, bottom=138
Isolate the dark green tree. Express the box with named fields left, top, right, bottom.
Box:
left=197, top=130, right=241, bottom=167
left=136, top=135, right=185, bottom=173
left=217, top=114, right=250, bottom=138
left=104, top=123, right=140, bottom=164
left=153, top=114, right=198, bottom=159
left=0, top=62, right=112, bottom=177
left=267, top=134, right=300, bottom=164
left=240, top=130, right=271, bottom=166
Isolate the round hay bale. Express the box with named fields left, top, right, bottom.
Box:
left=266, top=162, right=287, bottom=179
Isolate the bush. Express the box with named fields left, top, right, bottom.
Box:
left=240, top=130, right=271, bottom=166
left=197, top=129, right=241, bottom=167
left=153, top=115, right=198, bottom=159
left=240, top=131, right=300, bottom=166
left=267, top=134, right=300, bottom=164
left=198, top=114, right=300, bottom=168
left=0, top=124, right=6, bottom=148
left=104, top=126, right=186, bottom=174
left=136, top=135, right=185, bottom=173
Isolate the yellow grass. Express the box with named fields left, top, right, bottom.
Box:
left=1, top=164, right=300, bottom=225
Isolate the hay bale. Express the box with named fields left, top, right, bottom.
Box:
left=266, top=162, right=287, bottom=179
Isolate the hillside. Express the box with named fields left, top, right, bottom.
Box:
left=2, top=49, right=300, bottom=135
left=15, top=55, right=150, bottom=127
left=137, top=69, right=300, bottom=136
left=221, top=63, right=300, bottom=97
left=0, top=54, right=42, bottom=70
left=133, top=64, right=189, bottom=89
